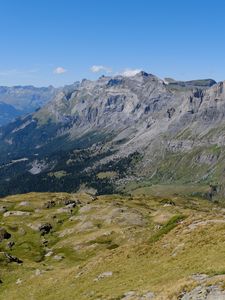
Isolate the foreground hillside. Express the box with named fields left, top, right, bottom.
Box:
left=1, top=190, right=225, bottom=299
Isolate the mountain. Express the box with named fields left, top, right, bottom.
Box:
left=0, top=102, right=21, bottom=126
left=0, top=71, right=224, bottom=198
left=0, top=85, right=57, bottom=126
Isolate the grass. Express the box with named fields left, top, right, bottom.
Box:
left=1, top=191, right=225, bottom=299
left=48, top=171, right=69, bottom=178
left=149, top=214, right=186, bottom=243
left=97, top=171, right=117, bottom=179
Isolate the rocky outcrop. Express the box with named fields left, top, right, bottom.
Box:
left=39, top=223, right=52, bottom=235
left=4, top=253, right=23, bottom=264
left=0, top=228, right=11, bottom=241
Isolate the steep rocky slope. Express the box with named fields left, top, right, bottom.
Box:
left=0, top=72, right=225, bottom=198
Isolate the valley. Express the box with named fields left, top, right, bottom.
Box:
left=0, top=72, right=225, bottom=201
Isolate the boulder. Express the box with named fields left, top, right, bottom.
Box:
left=5, top=253, right=23, bottom=264
left=53, top=255, right=64, bottom=261
left=94, top=271, right=113, bottom=281
left=39, top=223, right=52, bottom=235
left=43, top=200, right=56, bottom=209
left=3, top=211, right=31, bottom=217
left=0, top=228, right=11, bottom=241
left=18, top=201, right=30, bottom=207
left=0, top=206, right=8, bottom=213
left=7, top=241, right=15, bottom=249
left=64, top=199, right=77, bottom=206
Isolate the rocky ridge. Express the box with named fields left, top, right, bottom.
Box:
left=1, top=72, right=225, bottom=197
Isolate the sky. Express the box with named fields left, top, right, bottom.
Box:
left=0, top=0, right=225, bottom=86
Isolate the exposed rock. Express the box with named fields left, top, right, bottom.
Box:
left=167, top=107, right=175, bottom=119
left=0, top=72, right=225, bottom=197
left=18, top=201, right=30, bottom=207
left=64, top=199, right=77, bottom=206
left=0, top=228, right=11, bottom=241
left=39, top=223, right=52, bottom=235
left=16, top=278, right=22, bottom=285
left=122, top=291, right=154, bottom=300
left=5, top=253, right=23, bottom=264
left=191, top=273, right=209, bottom=282
left=3, top=211, right=31, bottom=217
left=65, top=203, right=76, bottom=209
left=122, top=291, right=136, bottom=299
left=94, top=271, right=113, bottom=281
left=0, top=206, right=8, bottom=213
left=43, top=200, right=56, bottom=209
left=45, top=251, right=53, bottom=257
left=7, top=241, right=15, bottom=249
left=35, top=269, right=43, bottom=276
left=53, top=255, right=64, bottom=261
left=141, top=292, right=155, bottom=299
left=180, top=285, right=225, bottom=299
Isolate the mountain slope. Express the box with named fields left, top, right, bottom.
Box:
left=0, top=85, right=57, bottom=125
left=1, top=192, right=225, bottom=299
left=0, top=102, right=21, bottom=126
left=1, top=72, right=225, bottom=198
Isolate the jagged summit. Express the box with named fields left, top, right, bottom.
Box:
left=0, top=72, right=224, bottom=196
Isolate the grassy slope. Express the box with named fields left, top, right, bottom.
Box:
left=1, top=192, right=225, bottom=299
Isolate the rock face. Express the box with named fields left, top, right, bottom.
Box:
left=1, top=71, right=225, bottom=196
left=180, top=285, right=225, bottom=300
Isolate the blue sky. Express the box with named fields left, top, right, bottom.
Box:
left=0, top=0, right=225, bottom=86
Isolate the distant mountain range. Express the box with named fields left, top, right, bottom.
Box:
left=1, top=72, right=225, bottom=198
left=0, top=85, right=57, bottom=125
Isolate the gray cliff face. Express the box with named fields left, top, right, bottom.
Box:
left=34, top=72, right=222, bottom=154
left=35, top=72, right=172, bottom=136
left=1, top=71, right=225, bottom=196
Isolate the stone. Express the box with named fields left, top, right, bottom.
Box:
left=94, top=271, right=113, bottom=281
left=141, top=292, right=155, bottom=299
left=35, top=269, right=42, bottom=276
left=45, top=251, right=53, bottom=257
left=16, top=279, right=22, bottom=285
left=7, top=241, right=15, bottom=249
left=5, top=253, right=23, bottom=264
left=3, top=211, right=31, bottom=217
left=0, top=206, right=8, bottom=213
left=39, top=223, right=52, bottom=235
left=0, top=228, right=11, bottom=241
left=18, top=201, right=30, bottom=207
left=43, top=200, right=56, bottom=209
left=64, top=199, right=77, bottom=206
left=53, top=255, right=64, bottom=261
left=180, top=285, right=225, bottom=300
